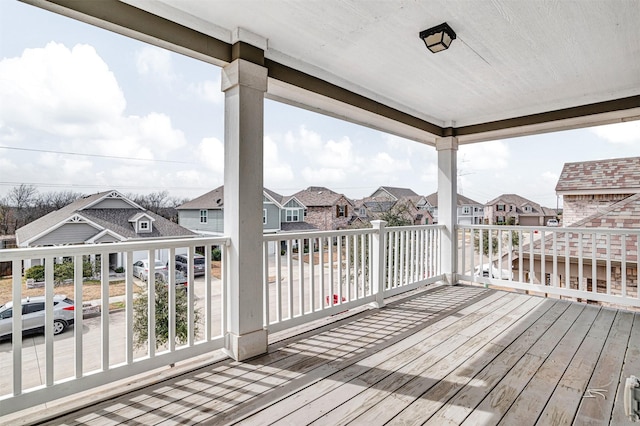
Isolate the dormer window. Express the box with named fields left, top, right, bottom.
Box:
left=523, top=206, right=532, bottom=213
left=138, top=220, right=151, bottom=233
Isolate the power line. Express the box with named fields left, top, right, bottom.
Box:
left=0, top=181, right=211, bottom=191
left=0, top=146, right=195, bottom=164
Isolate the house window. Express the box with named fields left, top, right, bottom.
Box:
left=497, top=204, right=505, bottom=211
left=200, top=209, right=208, bottom=223
left=304, top=209, right=308, bottom=217
left=510, top=205, right=515, bottom=211
left=462, top=206, right=471, bottom=215
left=263, top=209, right=267, bottom=225
left=285, top=208, right=299, bottom=222
left=359, top=207, right=366, bottom=216
left=139, top=221, right=149, bottom=230
left=496, top=216, right=505, bottom=224
left=523, top=206, right=531, bottom=213
left=337, top=205, right=346, bottom=217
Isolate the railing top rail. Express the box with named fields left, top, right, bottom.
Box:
left=385, top=224, right=445, bottom=232
left=262, top=224, right=444, bottom=242
left=263, top=228, right=373, bottom=241
left=457, top=224, right=640, bottom=235
left=0, top=236, right=230, bottom=261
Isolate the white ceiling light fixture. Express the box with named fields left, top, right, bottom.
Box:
left=419, top=22, right=456, bottom=53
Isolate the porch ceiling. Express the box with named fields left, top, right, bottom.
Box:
left=26, top=0, right=640, bottom=145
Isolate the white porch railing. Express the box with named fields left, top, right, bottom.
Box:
left=263, top=223, right=444, bottom=333
left=0, top=236, right=228, bottom=414
left=458, top=224, right=640, bottom=308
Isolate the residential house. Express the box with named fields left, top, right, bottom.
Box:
left=425, top=192, right=484, bottom=225
left=291, top=186, right=354, bottom=231
left=177, top=186, right=308, bottom=235
left=556, top=156, right=640, bottom=226
left=513, top=192, right=639, bottom=301
left=15, top=190, right=195, bottom=268
left=355, top=186, right=432, bottom=226
left=484, top=193, right=556, bottom=226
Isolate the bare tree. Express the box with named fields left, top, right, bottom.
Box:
left=8, top=184, right=38, bottom=229
left=0, top=197, right=13, bottom=235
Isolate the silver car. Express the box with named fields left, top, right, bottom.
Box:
left=132, top=259, right=167, bottom=282
left=0, top=295, right=75, bottom=339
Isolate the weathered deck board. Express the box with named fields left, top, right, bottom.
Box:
left=226, top=292, right=510, bottom=425
left=535, top=308, right=616, bottom=425
left=29, top=285, right=634, bottom=426
left=611, top=312, right=640, bottom=426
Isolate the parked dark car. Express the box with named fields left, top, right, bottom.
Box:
left=175, top=253, right=206, bottom=277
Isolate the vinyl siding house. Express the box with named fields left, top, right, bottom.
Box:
left=425, top=192, right=484, bottom=225
left=15, top=190, right=196, bottom=268
left=177, top=186, right=302, bottom=235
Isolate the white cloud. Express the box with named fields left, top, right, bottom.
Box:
left=135, top=46, right=174, bottom=83
left=0, top=42, right=126, bottom=138
left=301, top=167, right=347, bottom=184
left=197, top=137, right=224, bottom=173
left=264, top=136, right=294, bottom=185
left=459, top=141, right=509, bottom=171
left=590, top=121, right=640, bottom=144
left=188, top=78, right=223, bottom=104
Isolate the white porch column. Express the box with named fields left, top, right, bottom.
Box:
left=221, top=58, right=268, bottom=361
left=436, top=136, right=458, bottom=285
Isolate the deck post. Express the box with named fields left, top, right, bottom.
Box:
left=371, top=220, right=387, bottom=308
left=221, top=53, right=268, bottom=361
left=436, top=136, right=458, bottom=285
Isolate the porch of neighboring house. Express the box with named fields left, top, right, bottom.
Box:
left=7, top=284, right=638, bottom=426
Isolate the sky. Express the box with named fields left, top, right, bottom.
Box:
left=1, top=1, right=639, bottom=209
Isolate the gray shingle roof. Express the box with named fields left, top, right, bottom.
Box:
left=16, top=190, right=112, bottom=244
left=280, top=222, right=319, bottom=232
left=376, top=186, right=419, bottom=199
left=82, top=209, right=194, bottom=239
left=555, top=156, right=640, bottom=194
left=16, top=190, right=194, bottom=245
left=176, top=186, right=224, bottom=210
left=178, top=186, right=285, bottom=209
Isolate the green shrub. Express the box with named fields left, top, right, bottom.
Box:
left=25, top=265, right=45, bottom=281
left=114, top=266, right=125, bottom=273
left=212, top=248, right=222, bottom=261
left=132, top=281, right=200, bottom=349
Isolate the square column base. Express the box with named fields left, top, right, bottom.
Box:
left=224, top=328, right=268, bottom=361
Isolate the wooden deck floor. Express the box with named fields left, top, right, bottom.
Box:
left=35, top=285, right=639, bottom=425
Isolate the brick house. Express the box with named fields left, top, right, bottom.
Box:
left=425, top=192, right=483, bottom=225
left=514, top=193, right=639, bottom=303
left=513, top=157, right=640, bottom=304
left=555, top=156, right=640, bottom=226
left=484, top=193, right=556, bottom=226
left=355, top=186, right=432, bottom=225
left=292, top=186, right=354, bottom=231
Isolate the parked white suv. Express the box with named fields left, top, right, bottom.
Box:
left=547, top=218, right=559, bottom=227
left=0, top=295, right=75, bottom=339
